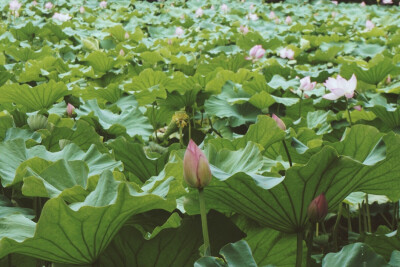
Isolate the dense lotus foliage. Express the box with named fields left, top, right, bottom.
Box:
left=0, top=0, right=399, bottom=266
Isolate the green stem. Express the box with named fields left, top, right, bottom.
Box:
left=188, top=118, right=192, bottom=141
left=347, top=204, right=352, bottom=232
left=8, top=254, right=11, bottom=267
left=198, top=188, right=211, bottom=256
left=299, top=91, right=303, bottom=118
left=345, top=98, right=353, bottom=127
left=179, top=127, right=183, bottom=148
left=363, top=202, right=368, bottom=233
left=358, top=203, right=363, bottom=234
left=306, top=225, right=314, bottom=267
left=282, top=140, right=292, bottom=167
left=366, top=194, right=372, bottom=232
left=296, top=231, right=303, bottom=267
left=333, top=202, right=343, bottom=251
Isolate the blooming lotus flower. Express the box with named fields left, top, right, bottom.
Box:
left=361, top=2, right=366, bottom=6
left=99, top=1, right=107, bottom=8
left=299, top=76, right=316, bottom=91
left=80, top=6, right=85, bottom=13
left=44, top=2, right=53, bottom=9
left=323, top=74, right=357, bottom=100
left=272, top=114, right=286, bottom=130
left=285, top=16, right=292, bottom=25
left=52, top=12, right=72, bottom=22
left=307, top=193, right=328, bottom=223
left=124, top=32, right=129, bottom=39
left=366, top=20, right=374, bottom=30
left=221, top=4, right=228, bottom=12
left=183, top=140, right=212, bottom=189
left=175, top=26, right=184, bottom=37
left=195, top=7, right=203, bottom=17
left=246, top=45, right=265, bottom=62
left=279, top=48, right=294, bottom=60
left=269, top=11, right=276, bottom=19
left=382, top=0, right=393, bottom=4
left=9, top=0, right=22, bottom=11
left=67, top=103, right=75, bottom=117
left=353, top=105, right=362, bottom=111
left=247, top=13, right=258, bottom=21
left=239, top=25, right=249, bottom=35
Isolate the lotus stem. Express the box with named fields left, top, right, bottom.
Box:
left=366, top=194, right=372, bottom=232
left=188, top=117, right=192, bottom=141
left=282, top=140, right=293, bottom=167
left=362, top=202, right=368, bottom=233
left=299, top=91, right=304, bottom=118
left=198, top=188, right=211, bottom=256
left=347, top=204, right=352, bottom=232
left=179, top=127, right=183, bottom=148
left=316, top=222, right=319, bottom=237
left=345, top=98, right=353, bottom=127
left=296, top=231, right=303, bottom=267
left=333, top=202, right=343, bottom=251
left=358, top=203, right=362, bottom=234
left=306, top=225, right=314, bottom=267
left=8, top=254, right=11, bottom=267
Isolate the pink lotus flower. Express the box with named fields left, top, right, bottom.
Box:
left=331, top=11, right=337, bottom=18
left=52, top=12, right=72, bottom=22
left=246, top=45, right=265, bottom=62
left=99, top=1, right=107, bottom=8
left=308, top=193, right=328, bottom=223
left=124, top=32, right=129, bottom=39
left=332, top=0, right=338, bottom=5
left=239, top=25, right=249, bottom=35
left=175, top=26, right=184, bottom=37
left=285, top=16, right=292, bottom=25
left=221, top=4, right=228, bottom=12
left=353, top=105, right=362, bottom=111
left=32, top=0, right=38, bottom=6
left=44, top=2, right=53, bottom=9
left=382, top=0, right=393, bottom=4
left=323, top=74, right=357, bottom=100
left=386, top=75, right=391, bottom=84
left=299, top=76, right=316, bottom=91
left=80, top=6, right=85, bottom=13
left=361, top=2, right=366, bottom=6
left=269, top=11, right=276, bottom=19
left=366, top=20, right=374, bottom=30
left=9, top=0, right=22, bottom=11
left=119, top=49, right=125, bottom=56
left=279, top=48, right=294, bottom=60
left=272, top=114, right=286, bottom=131
left=67, top=103, right=75, bottom=117
left=247, top=13, right=258, bottom=21
left=274, top=18, right=280, bottom=24
left=195, top=7, right=203, bottom=17
left=183, top=140, right=212, bottom=189
left=249, top=4, right=254, bottom=10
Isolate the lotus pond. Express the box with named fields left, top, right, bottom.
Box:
left=0, top=0, right=400, bottom=266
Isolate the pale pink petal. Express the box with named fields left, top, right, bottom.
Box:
left=330, top=87, right=346, bottom=96
left=324, top=77, right=338, bottom=91
left=323, top=93, right=341, bottom=100
left=347, top=74, right=357, bottom=92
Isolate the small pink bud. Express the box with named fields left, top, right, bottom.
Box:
left=299, top=76, right=316, bottom=91
left=124, top=32, right=129, bottom=39
left=386, top=75, right=391, bottom=84
left=246, top=45, right=265, bottom=62
left=249, top=4, right=254, bottom=10
left=44, top=2, right=53, bottom=9
left=195, top=7, right=203, bottom=17
left=361, top=2, right=366, bottom=6
left=99, top=1, right=107, bottom=9
left=272, top=114, right=286, bottom=131
left=239, top=25, right=249, bottom=35
left=67, top=103, right=75, bottom=117
left=183, top=140, right=212, bottom=189
left=175, top=26, right=184, bottom=37
left=80, top=6, right=85, bottom=13
left=308, top=193, right=328, bottom=223
left=353, top=105, right=362, bottom=111
left=119, top=49, right=125, bottom=56
left=221, top=4, right=228, bottom=12
left=269, top=11, right=276, bottom=19
left=366, top=20, right=374, bottom=31
left=285, top=16, right=292, bottom=25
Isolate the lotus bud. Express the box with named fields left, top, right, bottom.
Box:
left=353, top=105, right=362, bottom=111
left=239, top=25, right=249, bottom=35
left=124, top=32, right=129, bottom=39
left=27, top=114, right=48, bottom=131
left=67, top=103, right=75, bottom=117
left=99, top=1, right=107, bottom=9
left=175, top=26, right=184, bottom=37
left=269, top=11, right=276, bottom=19
left=386, top=75, right=391, bottom=84
left=285, top=16, right=292, bottom=25
left=45, top=2, right=53, bottom=9
left=365, top=20, right=374, bottom=31
left=183, top=140, right=212, bottom=189
left=272, top=114, right=286, bottom=131
left=221, top=4, right=228, bottom=12
left=307, top=193, right=328, bottom=223
left=361, top=2, right=366, bottom=6
left=119, top=49, right=125, bottom=56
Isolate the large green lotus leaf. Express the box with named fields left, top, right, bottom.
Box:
left=21, top=160, right=89, bottom=203
left=369, top=105, right=400, bottom=129
left=196, top=54, right=251, bottom=75
left=322, top=243, right=388, bottom=267
left=81, top=83, right=123, bottom=104
left=0, top=139, right=122, bottom=187
left=363, top=225, right=400, bottom=261
left=5, top=46, right=53, bottom=62
left=4, top=128, right=42, bottom=146
left=82, top=51, right=117, bottom=74
left=124, top=69, right=168, bottom=106
left=389, top=250, right=400, bottom=267
left=267, top=75, right=298, bottom=90
left=0, top=81, right=68, bottom=111
left=194, top=240, right=257, bottom=267
left=0, top=195, right=34, bottom=219
left=0, top=114, right=15, bottom=141
left=76, top=99, right=153, bottom=139
left=99, top=211, right=245, bottom=266
left=108, top=137, right=169, bottom=183
left=0, top=171, right=176, bottom=264
left=184, top=129, right=400, bottom=233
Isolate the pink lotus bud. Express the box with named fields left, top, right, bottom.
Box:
left=119, top=49, right=125, bottom=56
left=195, top=7, right=203, bottom=17
left=353, top=105, right=362, bottom=111
left=44, top=2, right=53, bottom=9
left=361, top=2, right=366, bottom=6
left=304, top=93, right=310, bottom=99
left=272, top=114, right=286, bottom=131
left=246, top=45, right=265, bottom=62
left=285, top=16, right=292, bottom=25
left=80, top=6, right=85, bottom=13
left=307, top=193, right=328, bottom=223
left=32, top=0, right=38, bottom=6
left=332, top=0, right=338, bottom=5
left=99, top=1, right=107, bottom=9
left=221, top=4, right=228, bottom=12
left=183, top=140, right=212, bottom=189
left=274, top=18, right=280, bottom=24
left=124, top=32, right=129, bottom=39
left=175, top=26, right=184, bottom=37
left=299, top=76, right=316, bottom=91
left=269, top=11, right=276, bottom=19
left=239, top=25, right=249, bottom=35
left=248, top=13, right=258, bottom=21
left=279, top=48, right=295, bottom=60
left=366, top=20, right=374, bottom=31
left=67, top=103, right=75, bottom=117
left=386, top=75, right=391, bottom=84
left=331, top=11, right=337, bottom=18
